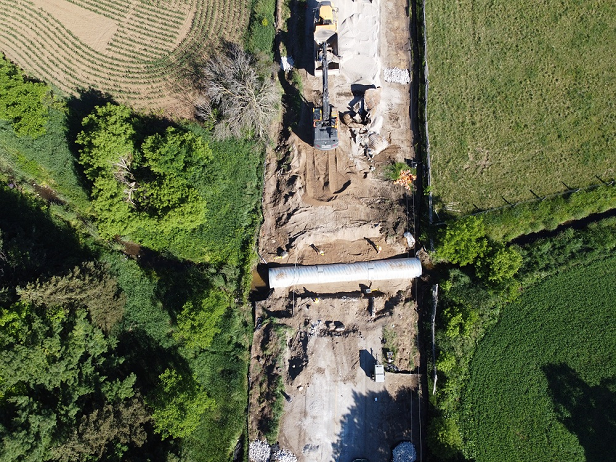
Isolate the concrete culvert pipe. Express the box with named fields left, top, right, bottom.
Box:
left=268, top=258, right=422, bottom=289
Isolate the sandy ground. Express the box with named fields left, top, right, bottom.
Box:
left=32, top=0, right=118, bottom=52
left=259, top=0, right=415, bottom=269
left=253, top=292, right=420, bottom=461
left=250, top=0, right=418, bottom=458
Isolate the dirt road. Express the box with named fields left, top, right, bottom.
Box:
left=249, top=0, right=420, bottom=458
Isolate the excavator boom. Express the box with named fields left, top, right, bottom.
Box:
left=313, top=41, right=339, bottom=150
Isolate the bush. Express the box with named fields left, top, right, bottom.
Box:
left=0, top=55, right=51, bottom=137
left=435, top=216, right=489, bottom=267
left=246, top=0, right=276, bottom=58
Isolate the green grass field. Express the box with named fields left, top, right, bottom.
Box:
left=426, top=0, right=616, bottom=214
left=461, top=255, right=616, bottom=461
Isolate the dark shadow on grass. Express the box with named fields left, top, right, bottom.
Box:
left=544, top=363, right=616, bottom=462
left=115, top=328, right=191, bottom=390
left=331, top=387, right=418, bottom=461
left=151, top=260, right=214, bottom=321
left=114, top=328, right=186, bottom=459
left=278, top=69, right=308, bottom=139
left=0, top=184, right=93, bottom=287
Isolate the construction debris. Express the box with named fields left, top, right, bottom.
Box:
left=271, top=449, right=298, bottom=462
left=281, top=56, right=295, bottom=72
left=249, top=440, right=271, bottom=462
left=392, top=441, right=417, bottom=462
left=394, top=169, right=417, bottom=190
left=404, top=231, right=416, bottom=248
left=384, top=67, right=411, bottom=84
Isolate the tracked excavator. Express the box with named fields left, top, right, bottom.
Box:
left=313, top=41, right=339, bottom=150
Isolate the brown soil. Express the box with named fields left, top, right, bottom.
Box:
left=32, top=0, right=118, bottom=53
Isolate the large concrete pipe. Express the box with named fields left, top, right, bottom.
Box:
left=268, top=258, right=422, bottom=289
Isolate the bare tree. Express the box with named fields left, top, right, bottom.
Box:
left=112, top=154, right=138, bottom=206
left=196, top=44, right=279, bottom=139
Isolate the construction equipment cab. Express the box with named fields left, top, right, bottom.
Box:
left=314, top=1, right=340, bottom=76
left=315, top=1, right=337, bottom=31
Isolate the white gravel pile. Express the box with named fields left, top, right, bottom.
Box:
left=392, top=441, right=417, bottom=462
left=271, top=449, right=298, bottom=462
left=338, top=1, right=381, bottom=85
left=249, top=440, right=271, bottom=462
left=384, top=68, right=411, bottom=84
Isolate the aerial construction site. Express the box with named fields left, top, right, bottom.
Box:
left=249, top=0, right=422, bottom=459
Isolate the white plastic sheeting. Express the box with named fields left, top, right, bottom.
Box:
left=268, top=258, right=422, bottom=288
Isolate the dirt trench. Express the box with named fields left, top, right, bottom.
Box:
left=249, top=0, right=423, bottom=458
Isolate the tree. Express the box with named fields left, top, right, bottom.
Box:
left=150, top=368, right=213, bottom=439
left=17, top=262, right=126, bottom=333
left=51, top=395, right=151, bottom=462
left=0, top=55, right=50, bottom=137
left=136, top=127, right=210, bottom=233
left=76, top=103, right=136, bottom=181
left=0, top=303, right=139, bottom=461
left=197, top=44, right=279, bottom=139
left=435, top=216, right=489, bottom=266
left=76, top=104, right=139, bottom=240
left=477, top=243, right=523, bottom=285
left=76, top=106, right=213, bottom=260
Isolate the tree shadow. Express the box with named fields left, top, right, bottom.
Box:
left=278, top=69, right=308, bottom=140
left=543, top=363, right=616, bottom=462
left=331, top=387, right=418, bottom=461
left=114, top=328, right=186, bottom=458
left=0, top=184, right=93, bottom=288
left=116, top=327, right=193, bottom=391
left=151, top=260, right=216, bottom=322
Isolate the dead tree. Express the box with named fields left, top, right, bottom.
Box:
left=112, top=155, right=138, bottom=207
left=196, top=44, right=279, bottom=140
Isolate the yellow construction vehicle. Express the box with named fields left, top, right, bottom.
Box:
left=313, top=0, right=340, bottom=76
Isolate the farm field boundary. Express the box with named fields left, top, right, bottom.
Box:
left=435, top=179, right=616, bottom=241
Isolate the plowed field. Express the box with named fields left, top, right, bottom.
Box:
left=0, top=0, right=250, bottom=115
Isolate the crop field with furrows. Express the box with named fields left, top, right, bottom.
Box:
left=460, top=255, right=616, bottom=462
left=0, top=0, right=250, bottom=113
left=425, top=0, right=616, bottom=215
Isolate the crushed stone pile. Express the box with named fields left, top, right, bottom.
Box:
left=384, top=68, right=411, bottom=84
left=249, top=440, right=271, bottom=462
left=392, top=441, right=417, bottom=462
left=272, top=449, right=298, bottom=462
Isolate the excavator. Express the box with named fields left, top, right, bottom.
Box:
left=312, top=9, right=339, bottom=151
